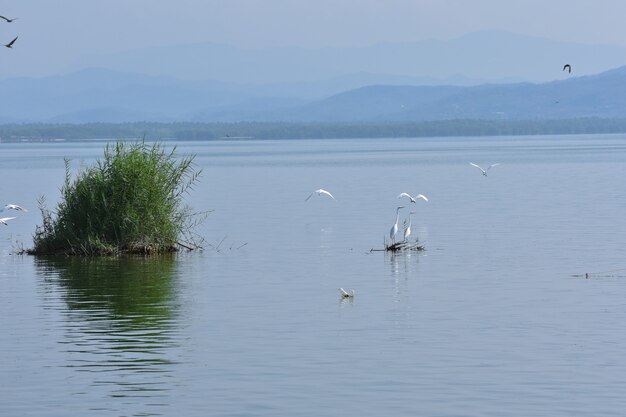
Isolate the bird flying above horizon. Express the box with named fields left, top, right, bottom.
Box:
left=0, top=16, right=18, bottom=23
left=0, top=217, right=16, bottom=226
left=563, top=64, right=571, bottom=73
left=2, top=204, right=28, bottom=212
left=305, top=188, right=335, bottom=201
left=4, top=36, right=18, bottom=48
left=469, top=162, right=500, bottom=176
left=398, top=192, right=428, bottom=203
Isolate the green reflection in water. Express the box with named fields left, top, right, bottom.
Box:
left=37, top=256, right=179, bottom=327
left=35, top=256, right=182, bottom=412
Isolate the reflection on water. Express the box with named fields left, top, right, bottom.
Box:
left=35, top=256, right=180, bottom=414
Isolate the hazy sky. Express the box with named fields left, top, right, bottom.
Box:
left=2, top=0, right=626, bottom=78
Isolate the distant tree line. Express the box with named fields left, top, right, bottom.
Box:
left=3, top=118, right=626, bottom=142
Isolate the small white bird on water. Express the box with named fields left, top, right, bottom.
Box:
left=305, top=189, right=335, bottom=201
left=0, top=217, right=16, bottom=226
left=469, top=162, right=500, bottom=176
left=339, top=288, right=355, bottom=298
left=2, top=204, right=28, bottom=212
left=398, top=192, right=428, bottom=203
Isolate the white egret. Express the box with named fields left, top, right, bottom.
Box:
left=0, top=217, right=16, bottom=226
left=403, top=211, right=416, bottom=242
left=389, top=206, right=405, bottom=244
left=398, top=192, right=428, bottom=203
left=305, top=188, right=335, bottom=201
left=2, top=204, right=27, bottom=212
left=339, top=288, right=355, bottom=298
left=469, top=162, right=500, bottom=176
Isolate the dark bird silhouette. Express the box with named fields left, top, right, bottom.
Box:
left=563, top=64, right=571, bottom=73
left=0, top=16, right=18, bottom=23
left=4, top=36, right=17, bottom=48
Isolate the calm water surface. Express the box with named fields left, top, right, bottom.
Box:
left=2, top=135, right=626, bottom=416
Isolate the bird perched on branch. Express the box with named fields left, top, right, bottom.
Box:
left=389, top=206, right=405, bottom=244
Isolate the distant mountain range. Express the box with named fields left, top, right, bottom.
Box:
left=3, top=61, right=626, bottom=124
left=4, top=30, right=626, bottom=124
left=72, top=30, right=626, bottom=84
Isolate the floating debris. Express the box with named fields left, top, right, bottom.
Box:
left=370, top=238, right=425, bottom=253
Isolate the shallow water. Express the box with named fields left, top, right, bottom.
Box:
left=2, top=135, right=626, bottom=416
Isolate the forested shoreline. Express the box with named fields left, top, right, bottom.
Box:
left=3, top=118, right=626, bottom=141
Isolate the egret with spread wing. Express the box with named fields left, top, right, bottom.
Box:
left=0, top=217, right=16, bottom=226
left=2, top=204, right=27, bottom=212
left=305, top=189, right=335, bottom=201
left=398, top=192, right=428, bottom=203
left=469, top=162, right=500, bottom=176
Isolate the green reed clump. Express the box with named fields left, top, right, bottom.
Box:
left=30, top=141, right=202, bottom=256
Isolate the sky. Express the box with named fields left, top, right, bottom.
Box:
left=2, top=0, right=626, bottom=78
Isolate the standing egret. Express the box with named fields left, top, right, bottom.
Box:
left=0, top=217, right=16, bottom=226
left=398, top=192, right=428, bottom=203
left=469, top=162, right=500, bottom=176
left=403, top=211, right=416, bottom=242
left=305, top=188, right=335, bottom=201
left=389, top=206, right=405, bottom=244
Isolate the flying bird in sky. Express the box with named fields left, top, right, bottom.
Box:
left=305, top=188, right=335, bottom=201
left=398, top=192, right=428, bottom=203
left=2, top=204, right=28, bottom=212
left=0, top=16, right=18, bottom=23
left=563, top=64, right=571, bottom=73
left=469, top=162, right=500, bottom=176
left=4, top=36, right=18, bottom=48
left=0, top=217, right=16, bottom=226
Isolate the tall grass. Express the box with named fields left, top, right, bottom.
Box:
left=30, top=141, right=202, bottom=256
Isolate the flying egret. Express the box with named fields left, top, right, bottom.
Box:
left=469, top=162, right=500, bottom=176
left=398, top=192, right=428, bottom=203
left=2, top=204, right=27, bottom=212
left=0, top=217, right=16, bottom=226
left=389, top=206, right=405, bottom=244
left=4, top=36, right=17, bottom=48
left=339, top=288, right=354, bottom=298
left=403, top=211, right=416, bottom=242
left=305, top=188, right=335, bottom=201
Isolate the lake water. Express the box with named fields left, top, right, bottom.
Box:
left=2, top=135, right=626, bottom=417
